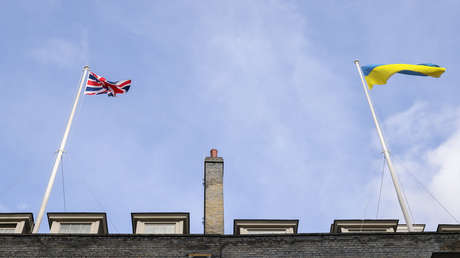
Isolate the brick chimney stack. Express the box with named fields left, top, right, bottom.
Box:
left=204, top=149, right=224, bottom=234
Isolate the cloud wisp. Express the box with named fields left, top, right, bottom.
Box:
left=366, top=102, right=460, bottom=229
left=30, top=35, right=88, bottom=69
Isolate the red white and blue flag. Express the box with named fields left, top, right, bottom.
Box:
left=84, top=71, right=131, bottom=97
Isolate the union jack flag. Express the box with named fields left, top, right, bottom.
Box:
left=84, top=71, right=132, bottom=97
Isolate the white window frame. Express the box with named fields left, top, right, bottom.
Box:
left=331, top=220, right=399, bottom=233
left=396, top=224, right=425, bottom=232
left=234, top=220, right=298, bottom=235
left=50, top=221, right=100, bottom=234
left=0, top=221, right=25, bottom=234
left=437, top=224, right=460, bottom=232
left=340, top=227, right=395, bottom=233
left=136, top=220, right=184, bottom=234
left=240, top=226, right=294, bottom=235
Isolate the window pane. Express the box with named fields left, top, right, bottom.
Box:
left=144, top=223, right=176, bottom=234
left=0, top=224, right=17, bottom=233
left=59, top=223, right=92, bottom=233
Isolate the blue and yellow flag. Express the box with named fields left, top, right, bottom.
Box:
left=361, top=64, right=446, bottom=89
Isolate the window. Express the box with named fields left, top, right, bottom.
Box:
left=0, top=223, right=17, bottom=233
left=131, top=213, right=190, bottom=234
left=243, top=228, right=292, bottom=235
left=437, top=224, right=460, bottom=232
left=144, top=223, right=176, bottom=234
left=233, top=219, right=299, bottom=235
left=396, top=224, right=425, bottom=232
left=58, top=223, right=92, bottom=234
left=330, top=219, right=399, bottom=233
left=0, top=213, right=34, bottom=234
left=341, top=227, right=394, bottom=233
left=51, top=221, right=100, bottom=234
left=136, top=221, right=184, bottom=234
left=48, top=213, right=108, bottom=234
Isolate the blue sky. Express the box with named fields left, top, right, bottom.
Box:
left=1, top=0, right=460, bottom=233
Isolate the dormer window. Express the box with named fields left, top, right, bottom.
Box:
left=0, top=223, right=18, bottom=233
left=0, top=213, right=34, bottom=234
left=437, top=224, right=460, bottom=232
left=233, top=219, right=299, bottom=235
left=396, top=224, right=425, bottom=232
left=330, top=219, right=399, bottom=233
left=47, top=213, right=108, bottom=234
left=131, top=213, right=189, bottom=234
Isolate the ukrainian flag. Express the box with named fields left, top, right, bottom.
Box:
left=361, top=64, right=446, bottom=89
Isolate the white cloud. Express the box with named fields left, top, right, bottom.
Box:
left=367, top=103, right=460, bottom=228
left=383, top=102, right=458, bottom=149
left=90, top=1, right=365, bottom=232
left=428, top=127, right=460, bottom=216
left=4, top=0, right=460, bottom=234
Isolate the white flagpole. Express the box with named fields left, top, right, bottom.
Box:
left=33, top=65, right=90, bottom=233
left=354, top=60, right=414, bottom=232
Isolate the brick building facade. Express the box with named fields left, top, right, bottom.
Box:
left=1, top=149, right=459, bottom=257
left=1, top=233, right=460, bottom=257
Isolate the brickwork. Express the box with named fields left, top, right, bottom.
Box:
left=204, top=157, right=224, bottom=235
left=0, top=233, right=459, bottom=257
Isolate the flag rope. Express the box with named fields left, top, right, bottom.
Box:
left=376, top=154, right=386, bottom=219
left=405, top=169, right=459, bottom=223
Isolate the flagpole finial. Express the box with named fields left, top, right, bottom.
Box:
left=354, top=60, right=360, bottom=64
left=83, top=65, right=90, bottom=70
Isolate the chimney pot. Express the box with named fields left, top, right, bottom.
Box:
left=210, top=149, right=218, bottom=158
